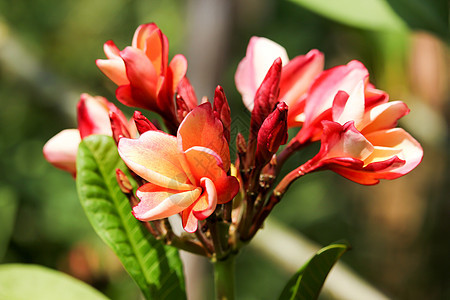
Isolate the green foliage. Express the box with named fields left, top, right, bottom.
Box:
left=288, top=0, right=448, bottom=40
left=76, top=135, right=186, bottom=300
left=279, top=241, right=350, bottom=300
left=0, top=264, right=108, bottom=300
left=0, top=187, right=17, bottom=261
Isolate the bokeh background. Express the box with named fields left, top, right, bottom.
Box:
left=0, top=0, right=448, bottom=299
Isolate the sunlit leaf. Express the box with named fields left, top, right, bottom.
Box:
left=279, top=241, right=350, bottom=300
left=76, top=135, right=186, bottom=300
left=0, top=264, right=108, bottom=300
left=288, top=0, right=407, bottom=31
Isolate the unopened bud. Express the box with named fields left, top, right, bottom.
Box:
left=250, top=58, right=282, bottom=139
left=116, top=168, right=133, bottom=194
left=213, top=86, right=231, bottom=143
left=236, top=133, right=247, bottom=154
left=256, top=102, right=288, bottom=166
left=176, top=95, right=191, bottom=122
left=110, top=111, right=132, bottom=144
left=133, top=111, right=158, bottom=134
left=177, top=77, right=198, bottom=109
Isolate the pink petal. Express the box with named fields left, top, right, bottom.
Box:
left=235, top=37, right=289, bottom=110
left=118, top=131, right=193, bottom=190
left=333, top=80, right=365, bottom=128
left=132, top=23, right=159, bottom=49
left=214, top=175, right=240, bottom=204
left=181, top=204, right=199, bottom=233
left=43, top=129, right=81, bottom=176
left=178, top=103, right=230, bottom=171
left=168, top=54, right=187, bottom=93
left=96, top=58, right=129, bottom=86
left=302, top=60, right=369, bottom=131
left=279, top=49, right=324, bottom=108
left=134, top=183, right=201, bottom=221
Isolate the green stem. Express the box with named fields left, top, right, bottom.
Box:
left=213, top=255, right=236, bottom=300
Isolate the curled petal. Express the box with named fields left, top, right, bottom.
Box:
left=193, top=177, right=218, bottom=220
left=43, top=129, right=81, bottom=176
left=332, top=80, right=365, bottom=128
left=134, top=183, right=201, bottom=221
left=360, top=101, right=410, bottom=134
left=118, top=131, right=192, bottom=190
left=214, top=175, right=240, bottom=204
left=183, top=146, right=225, bottom=184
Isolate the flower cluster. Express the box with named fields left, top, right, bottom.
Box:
left=44, top=23, right=422, bottom=257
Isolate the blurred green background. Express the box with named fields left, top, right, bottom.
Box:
left=0, top=0, right=448, bottom=299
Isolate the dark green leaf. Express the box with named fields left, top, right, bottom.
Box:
left=76, top=135, right=186, bottom=300
left=0, top=264, right=108, bottom=300
left=279, top=241, right=350, bottom=300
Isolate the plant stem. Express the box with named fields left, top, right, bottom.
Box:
left=213, top=255, right=236, bottom=300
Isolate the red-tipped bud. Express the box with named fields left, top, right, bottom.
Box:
left=177, top=77, right=198, bottom=109
left=116, top=168, right=133, bottom=194
left=256, top=102, right=288, bottom=166
left=110, top=111, right=132, bottom=144
left=133, top=111, right=158, bottom=134
left=176, top=95, right=191, bottom=122
left=250, top=58, right=282, bottom=139
left=213, top=86, right=231, bottom=143
left=236, top=133, right=247, bottom=154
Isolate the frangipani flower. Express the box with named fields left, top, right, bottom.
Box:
left=295, top=60, right=388, bottom=144
left=298, top=80, right=423, bottom=184
left=43, top=94, right=134, bottom=176
left=118, top=103, right=239, bottom=232
left=235, top=36, right=324, bottom=120
left=96, top=23, right=188, bottom=123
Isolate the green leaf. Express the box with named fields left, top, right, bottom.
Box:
left=279, top=241, right=350, bottom=300
left=0, top=264, right=108, bottom=300
left=289, top=0, right=449, bottom=40
left=288, top=0, right=407, bottom=31
left=76, top=135, right=186, bottom=300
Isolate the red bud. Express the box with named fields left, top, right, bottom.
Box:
left=256, top=102, right=288, bottom=166
left=250, top=58, right=282, bottom=139
left=116, top=168, right=133, bottom=194
left=176, top=77, right=198, bottom=109
left=176, top=95, right=191, bottom=122
left=110, top=111, right=132, bottom=144
left=213, top=86, right=231, bottom=143
left=133, top=111, right=158, bottom=134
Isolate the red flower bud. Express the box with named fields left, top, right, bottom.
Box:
left=177, top=77, right=198, bottom=110
left=115, top=168, right=133, bottom=194
left=250, top=58, right=282, bottom=140
left=213, top=86, right=231, bottom=143
left=133, top=111, right=158, bottom=134
left=256, top=102, right=288, bottom=166
left=110, top=111, right=132, bottom=144
left=176, top=95, right=191, bottom=122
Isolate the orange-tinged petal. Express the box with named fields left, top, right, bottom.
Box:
left=43, top=129, right=81, bottom=176
left=214, top=175, right=240, bottom=204
left=168, top=54, right=188, bottom=93
left=118, top=131, right=193, bottom=190
left=144, top=28, right=167, bottom=77
left=364, top=128, right=423, bottom=175
left=183, top=146, right=225, bottom=184
left=134, top=183, right=201, bottom=221
left=359, top=101, right=409, bottom=135
left=181, top=204, right=199, bottom=233
left=132, top=23, right=159, bottom=50
left=178, top=103, right=230, bottom=171
left=96, top=58, right=129, bottom=86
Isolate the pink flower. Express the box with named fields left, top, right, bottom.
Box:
left=295, top=60, right=388, bottom=144
left=235, top=36, right=324, bottom=125
left=297, top=80, right=423, bottom=184
left=96, top=23, right=188, bottom=122
left=118, top=103, right=239, bottom=232
left=43, top=94, right=135, bottom=176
